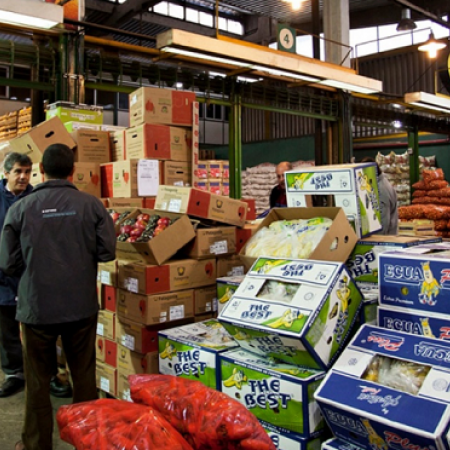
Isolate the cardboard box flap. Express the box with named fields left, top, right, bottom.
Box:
left=239, top=207, right=357, bottom=270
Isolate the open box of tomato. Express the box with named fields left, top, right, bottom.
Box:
left=115, top=208, right=197, bottom=265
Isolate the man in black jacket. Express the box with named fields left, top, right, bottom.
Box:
left=0, top=144, right=116, bottom=450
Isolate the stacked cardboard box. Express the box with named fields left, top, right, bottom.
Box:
left=193, top=159, right=230, bottom=196
left=346, top=236, right=441, bottom=326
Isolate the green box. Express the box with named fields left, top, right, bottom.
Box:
left=219, top=257, right=363, bottom=370
left=216, top=275, right=244, bottom=314
left=265, top=424, right=325, bottom=450
left=285, top=163, right=381, bottom=238
left=346, top=235, right=441, bottom=288
left=158, top=319, right=238, bottom=389
left=46, top=102, right=104, bottom=125
left=220, top=349, right=325, bottom=436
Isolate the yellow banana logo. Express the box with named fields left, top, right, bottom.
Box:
left=219, top=287, right=234, bottom=303
left=267, top=309, right=302, bottom=329
left=234, top=329, right=250, bottom=341
left=223, top=368, right=247, bottom=389
left=160, top=342, right=177, bottom=360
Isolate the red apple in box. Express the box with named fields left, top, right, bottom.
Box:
left=120, top=224, right=133, bottom=235
left=130, top=228, right=143, bottom=238
left=126, top=236, right=137, bottom=243
left=137, top=213, right=150, bottom=222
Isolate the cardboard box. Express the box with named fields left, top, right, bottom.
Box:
left=68, top=162, right=101, bottom=197
left=96, top=361, right=117, bottom=396
left=96, top=336, right=116, bottom=366
left=46, top=102, right=104, bottom=124
left=265, top=425, right=324, bottom=450
left=129, top=87, right=196, bottom=127
left=242, top=198, right=257, bottom=220
left=217, top=255, right=246, bottom=278
left=115, top=210, right=196, bottom=265
left=194, top=313, right=216, bottom=322
left=111, top=130, right=126, bottom=161
left=72, top=130, right=111, bottom=163
left=9, top=116, right=76, bottom=163
left=216, top=276, right=244, bottom=315
left=193, top=179, right=208, bottom=191
left=103, top=285, right=117, bottom=313
left=378, top=305, right=450, bottom=339
left=240, top=208, right=358, bottom=271
left=194, top=285, right=217, bottom=315
left=222, top=180, right=230, bottom=197
left=64, top=122, right=100, bottom=132
left=207, top=160, right=223, bottom=179
left=101, top=125, right=126, bottom=133
left=236, top=223, right=259, bottom=254
left=399, top=219, right=435, bottom=237
left=125, top=124, right=191, bottom=161
left=117, top=344, right=159, bottom=375
left=219, top=257, right=363, bottom=370
left=97, top=310, right=116, bottom=340
left=107, top=197, right=155, bottom=209
left=219, top=349, right=325, bottom=436
left=222, top=161, right=229, bottom=179
left=155, top=186, right=248, bottom=227
left=98, top=260, right=118, bottom=287
left=315, top=324, right=450, bottom=450
left=105, top=159, right=164, bottom=198
left=346, top=236, right=441, bottom=288
left=158, top=319, right=238, bottom=389
left=117, top=316, right=194, bottom=353
left=118, top=258, right=216, bottom=295
left=321, top=438, right=366, bottom=450
left=208, top=179, right=222, bottom=195
left=194, top=161, right=208, bottom=179
left=101, top=163, right=113, bottom=198
left=117, top=367, right=132, bottom=402
left=379, top=242, right=450, bottom=315
left=183, top=226, right=236, bottom=259
left=117, top=288, right=194, bottom=325
left=285, top=163, right=382, bottom=238
left=164, top=161, right=192, bottom=187
left=29, top=163, right=43, bottom=187
left=96, top=335, right=106, bottom=362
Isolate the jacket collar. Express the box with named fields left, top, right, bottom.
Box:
left=1, top=179, right=33, bottom=198
left=32, top=179, right=78, bottom=192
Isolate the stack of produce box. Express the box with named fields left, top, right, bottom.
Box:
left=315, top=323, right=450, bottom=450
left=100, top=87, right=196, bottom=208
left=346, top=236, right=441, bottom=326
left=397, top=168, right=450, bottom=237
left=193, top=159, right=230, bottom=196
left=285, top=163, right=382, bottom=239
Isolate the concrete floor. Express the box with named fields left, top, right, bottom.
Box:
left=0, top=371, right=73, bottom=450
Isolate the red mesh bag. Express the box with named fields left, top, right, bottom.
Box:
left=129, top=374, right=276, bottom=450
left=423, top=169, right=444, bottom=184
left=412, top=197, right=433, bottom=204
left=399, top=206, right=425, bottom=220
left=56, top=398, right=194, bottom=450
left=412, top=180, right=448, bottom=190
left=434, top=220, right=448, bottom=231
left=423, top=205, right=450, bottom=220
left=412, top=190, right=427, bottom=198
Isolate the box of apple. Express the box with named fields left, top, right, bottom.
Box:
left=110, top=208, right=197, bottom=266
left=117, top=213, right=174, bottom=243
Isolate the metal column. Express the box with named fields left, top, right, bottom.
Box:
left=408, top=124, right=420, bottom=189
left=229, top=93, right=242, bottom=199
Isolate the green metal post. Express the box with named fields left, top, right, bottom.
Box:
left=229, top=93, right=242, bottom=199
left=338, top=91, right=353, bottom=164
left=408, top=124, right=420, bottom=193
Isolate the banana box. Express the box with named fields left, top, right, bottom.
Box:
left=216, top=276, right=245, bottom=315
left=347, top=236, right=441, bottom=288
left=315, top=324, right=450, bottom=450
left=158, top=319, right=238, bottom=389
left=379, top=242, right=450, bottom=315
left=378, top=305, right=450, bottom=339
left=220, top=349, right=325, bottom=437
left=265, top=424, right=325, bottom=450
left=285, top=163, right=381, bottom=238
left=218, top=257, right=363, bottom=370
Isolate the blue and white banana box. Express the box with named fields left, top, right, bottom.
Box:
left=219, top=348, right=325, bottom=437
left=218, top=257, right=363, bottom=370
left=378, top=305, right=450, bottom=340
left=321, top=438, right=366, bottom=450
left=265, top=423, right=325, bottom=450
left=315, top=324, right=450, bottom=450
left=285, top=163, right=381, bottom=238
left=378, top=242, right=450, bottom=315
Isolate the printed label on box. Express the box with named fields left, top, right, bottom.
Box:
left=101, top=271, right=112, bottom=285
left=211, top=240, right=228, bottom=255
left=170, top=305, right=185, bottom=321
left=125, top=278, right=139, bottom=294
left=121, top=334, right=135, bottom=351
left=97, top=323, right=104, bottom=336
left=100, top=377, right=110, bottom=392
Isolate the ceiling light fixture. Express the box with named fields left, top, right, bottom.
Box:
left=157, top=29, right=383, bottom=94
left=283, top=0, right=304, bottom=11
left=404, top=91, right=450, bottom=113
left=418, top=31, right=447, bottom=58
left=0, top=0, right=63, bottom=29
left=396, top=8, right=417, bottom=32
